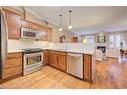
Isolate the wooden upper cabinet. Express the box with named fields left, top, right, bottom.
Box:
left=84, top=54, right=92, bottom=82
left=46, top=27, right=52, bottom=41
left=21, top=19, right=39, bottom=30
left=39, top=26, right=52, bottom=41
left=30, top=23, right=39, bottom=30
left=5, top=10, right=20, bottom=39
left=39, top=25, right=47, bottom=41
left=71, top=37, right=78, bottom=43
left=57, top=52, right=67, bottom=72
left=21, top=19, right=30, bottom=28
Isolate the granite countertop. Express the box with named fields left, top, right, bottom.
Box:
left=47, top=48, right=94, bottom=54
left=8, top=48, right=94, bottom=55
left=8, top=50, right=24, bottom=53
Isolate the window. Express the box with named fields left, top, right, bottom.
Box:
left=109, top=34, right=115, bottom=48
left=82, top=36, right=95, bottom=44
left=108, top=33, right=121, bottom=48
left=115, top=34, right=121, bottom=47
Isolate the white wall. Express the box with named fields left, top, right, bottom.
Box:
left=106, top=48, right=120, bottom=58
left=106, top=47, right=127, bottom=58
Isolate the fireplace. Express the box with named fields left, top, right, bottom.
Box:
left=97, top=46, right=106, bottom=53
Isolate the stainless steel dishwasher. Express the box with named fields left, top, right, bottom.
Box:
left=67, top=53, right=83, bottom=79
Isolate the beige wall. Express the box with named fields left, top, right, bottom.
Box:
left=3, top=6, right=76, bottom=43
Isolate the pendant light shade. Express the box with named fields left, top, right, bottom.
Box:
left=59, top=14, right=62, bottom=31
left=68, top=25, right=72, bottom=29
left=59, top=27, right=62, bottom=31
left=68, top=10, right=72, bottom=29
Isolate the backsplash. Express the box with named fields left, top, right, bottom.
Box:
left=8, top=40, right=95, bottom=53
left=8, top=39, right=50, bottom=50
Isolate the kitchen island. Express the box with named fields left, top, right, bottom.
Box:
left=44, top=49, right=95, bottom=83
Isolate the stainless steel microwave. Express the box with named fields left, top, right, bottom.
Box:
left=21, top=27, right=39, bottom=39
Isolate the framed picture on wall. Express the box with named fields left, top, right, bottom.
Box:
left=98, top=36, right=105, bottom=43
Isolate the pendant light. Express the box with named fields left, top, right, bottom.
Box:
left=59, top=14, right=63, bottom=31
left=68, top=10, right=72, bottom=29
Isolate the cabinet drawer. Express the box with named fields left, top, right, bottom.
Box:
left=4, top=58, right=22, bottom=69
left=7, top=53, right=22, bottom=59
left=3, top=66, right=22, bottom=79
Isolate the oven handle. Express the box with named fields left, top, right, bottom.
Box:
left=24, top=52, right=42, bottom=57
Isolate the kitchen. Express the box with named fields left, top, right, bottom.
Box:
left=0, top=6, right=127, bottom=89
left=0, top=7, right=95, bottom=88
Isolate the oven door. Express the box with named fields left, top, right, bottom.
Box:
left=24, top=52, right=43, bottom=69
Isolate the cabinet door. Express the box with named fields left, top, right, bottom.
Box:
left=21, top=19, right=30, bottom=28
left=48, top=51, right=58, bottom=68
left=71, top=37, right=78, bottom=43
left=31, top=23, right=39, bottom=30
left=43, top=50, right=48, bottom=66
left=39, top=25, right=47, bottom=41
left=46, top=27, right=52, bottom=41
left=5, top=11, right=20, bottom=39
left=3, top=53, right=22, bottom=79
left=58, top=52, right=67, bottom=72
left=84, top=54, right=92, bottom=81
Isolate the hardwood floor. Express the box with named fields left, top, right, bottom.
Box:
left=92, top=58, right=127, bottom=89
left=0, top=57, right=127, bottom=89
left=0, top=66, right=90, bottom=89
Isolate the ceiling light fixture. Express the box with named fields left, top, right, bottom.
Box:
left=59, top=14, right=63, bottom=31
left=68, top=10, right=72, bottom=30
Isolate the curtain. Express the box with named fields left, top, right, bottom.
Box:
left=122, top=32, right=127, bottom=44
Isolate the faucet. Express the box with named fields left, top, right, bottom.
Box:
left=65, top=39, right=71, bottom=50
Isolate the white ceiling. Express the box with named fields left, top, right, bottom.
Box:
left=26, top=6, right=127, bottom=35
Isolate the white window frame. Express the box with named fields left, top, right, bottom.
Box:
left=82, top=35, right=95, bottom=44
left=108, top=33, right=122, bottom=48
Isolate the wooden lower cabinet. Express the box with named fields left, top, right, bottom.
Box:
left=48, top=51, right=67, bottom=72
left=3, top=66, right=22, bottom=79
left=83, top=54, right=92, bottom=82
left=2, top=53, right=22, bottom=79
left=43, top=50, right=49, bottom=66
left=48, top=51, right=58, bottom=68
left=57, top=52, right=67, bottom=72
left=48, top=51, right=93, bottom=81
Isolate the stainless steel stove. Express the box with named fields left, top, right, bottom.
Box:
left=23, top=48, right=43, bottom=54
left=23, top=48, right=43, bottom=76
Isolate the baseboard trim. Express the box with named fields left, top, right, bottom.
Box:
left=107, top=57, right=118, bottom=59
left=0, top=73, right=22, bottom=84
